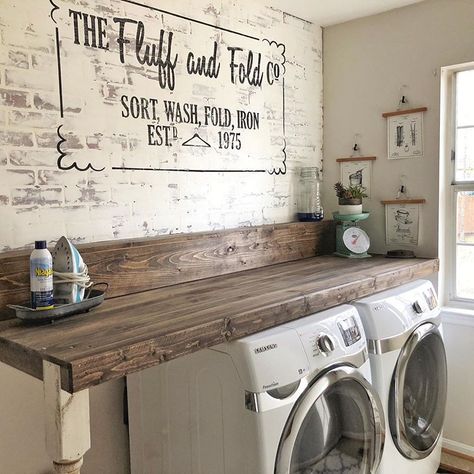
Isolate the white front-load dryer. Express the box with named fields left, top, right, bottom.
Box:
left=127, top=305, right=385, bottom=474
left=353, top=279, right=447, bottom=474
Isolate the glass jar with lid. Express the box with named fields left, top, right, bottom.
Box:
left=297, top=167, right=324, bottom=222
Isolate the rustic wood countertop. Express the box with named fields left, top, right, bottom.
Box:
left=0, top=255, right=438, bottom=393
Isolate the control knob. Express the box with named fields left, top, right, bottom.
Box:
left=412, top=300, right=424, bottom=314
left=317, top=334, right=335, bottom=354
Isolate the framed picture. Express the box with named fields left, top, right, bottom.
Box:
left=340, top=160, right=373, bottom=198
left=385, top=202, right=420, bottom=246
left=383, top=107, right=427, bottom=160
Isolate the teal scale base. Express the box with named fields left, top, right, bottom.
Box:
left=334, top=217, right=372, bottom=259
left=333, top=251, right=372, bottom=259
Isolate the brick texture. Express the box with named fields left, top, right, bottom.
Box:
left=0, top=0, right=323, bottom=251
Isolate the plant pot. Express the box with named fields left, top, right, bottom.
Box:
left=338, top=198, right=362, bottom=215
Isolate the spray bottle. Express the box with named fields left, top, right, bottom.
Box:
left=30, top=240, right=54, bottom=309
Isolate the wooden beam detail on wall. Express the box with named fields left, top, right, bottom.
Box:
left=382, top=106, right=428, bottom=118
left=336, top=156, right=376, bottom=162
left=381, top=199, right=426, bottom=204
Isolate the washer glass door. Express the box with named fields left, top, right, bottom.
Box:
left=389, top=323, right=447, bottom=459
left=275, top=366, right=384, bottom=474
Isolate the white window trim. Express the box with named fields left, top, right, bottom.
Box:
left=442, top=306, right=474, bottom=327
left=439, top=62, right=474, bottom=310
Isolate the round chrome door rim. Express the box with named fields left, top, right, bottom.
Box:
left=275, top=365, right=385, bottom=474
left=390, top=322, right=447, bottom=460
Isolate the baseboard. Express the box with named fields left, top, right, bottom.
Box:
left=443, top=439, right=474, bottom=460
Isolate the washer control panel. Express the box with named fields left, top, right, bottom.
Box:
left=307, top=333, right=336, bottom=357
left=284, top=305, right=367, bottom=371
left=303, top=331, right=337, bottom=359
left=338, top=316, right=362, bottom=347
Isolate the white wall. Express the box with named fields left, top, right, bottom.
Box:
left=323, top=0, right=474, bottom=449
left=0, top=0, right=322, bottom=252
left=441, top=314, right=474, bottom=454
left=0, top=0, right=323, bottom=472
left=322, top=0, right=474, bottom=258
left=0, top=363, right=130, bottom=474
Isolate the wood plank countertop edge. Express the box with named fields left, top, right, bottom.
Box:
left=0, top=256, right=439, bottom=393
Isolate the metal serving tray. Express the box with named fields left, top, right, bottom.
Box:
left=8, top=289, right=106, bottom=323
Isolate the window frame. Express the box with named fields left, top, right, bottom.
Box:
left=451, top=184, right=474, bottom=305
left=440, top=62, right=474, bottom=309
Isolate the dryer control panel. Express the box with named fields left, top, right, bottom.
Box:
left=410, top=286, right=438, bottom=319
left=353, top=279, right=440, bottom=340
left=423, top=286, right=438, bottom=310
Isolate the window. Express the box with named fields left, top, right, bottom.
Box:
left=445, top=67, right=474, bottom=304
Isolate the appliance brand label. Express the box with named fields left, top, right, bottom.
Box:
left=254, top=343, right=278, bottom=354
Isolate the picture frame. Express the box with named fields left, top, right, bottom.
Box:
left=337, top=156, right=376, bottom=199
left=382, top=107, right=427, bottom=160
left=382, top=200, right=425, bottom=246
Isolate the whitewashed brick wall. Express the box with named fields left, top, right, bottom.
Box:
left=0, top=0, right=322, bottom=251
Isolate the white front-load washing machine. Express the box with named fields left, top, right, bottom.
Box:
left=127, top=305, right=385, bottom=474
left=353, top=279, right=447, bottom=474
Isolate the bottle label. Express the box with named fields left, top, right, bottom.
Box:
left=31, top=291, right=54, bottom=309
left=30, top=259, right=53, bottom=308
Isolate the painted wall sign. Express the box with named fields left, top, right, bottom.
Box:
left=0, top=0, right=322, bottom=250
left=50, top=0, right=287, bottom=175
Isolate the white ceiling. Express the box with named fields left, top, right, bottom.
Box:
left=270, top=0, right=425, bottom=26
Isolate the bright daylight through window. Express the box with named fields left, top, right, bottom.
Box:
left=454, top=69, right=474, bottom=300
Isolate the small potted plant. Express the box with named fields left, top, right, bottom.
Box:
left=334, top=182, right=367, bottom=215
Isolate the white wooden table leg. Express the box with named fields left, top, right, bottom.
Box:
left=52, top=459, right=83, bottom=474
left=43, top=361, right=91, bottom=474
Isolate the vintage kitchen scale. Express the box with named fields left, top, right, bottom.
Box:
left=333, top=212, right=371, bottom=258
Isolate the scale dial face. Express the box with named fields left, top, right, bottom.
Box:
left=342, top=227, right=370, bottom=254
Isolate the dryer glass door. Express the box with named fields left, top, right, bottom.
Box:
left=389, top=323, right=447, bottom=459
left=275, top=366, right=385, bottom=474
